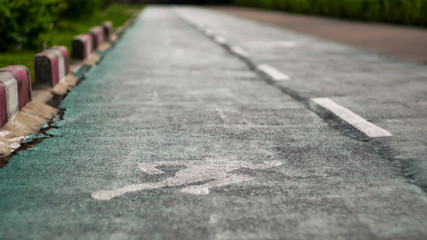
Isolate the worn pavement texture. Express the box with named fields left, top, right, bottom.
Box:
left=180, top=6, right=427, bottom=192
left=0, top=6, right=426, bottom=240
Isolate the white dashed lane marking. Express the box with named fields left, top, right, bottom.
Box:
left=311, top=97, right=392, bottom=137
left=256, top=64, right=290, bottom=81
left=204, top=29, right=214, bottom=37
left=230, top=46, right=249, bottom=58
left=213, top=35, right=228, bottom=45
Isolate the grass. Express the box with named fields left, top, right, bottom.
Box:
left=0, top=4, right=144, bottom=83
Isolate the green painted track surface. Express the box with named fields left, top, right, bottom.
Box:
left=0, top=7, right=426, bottom=239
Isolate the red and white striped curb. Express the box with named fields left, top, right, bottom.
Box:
left=1, top=66, right=31, bottom=111
left=34, top=52, right=59, bottom=86
left=71, top=34, right=94, bottom=61
left=35, top=46, right=70, bottom=87
left=88, top=26, right=105, bottom=50
left=52, top=46, right=70, bottom=75
left=43, top=48, right=66, bottom=83
left=0, top=68, right=57, bottom=154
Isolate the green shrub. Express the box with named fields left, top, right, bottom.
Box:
left=63, top=0, right=102, bottom=19
left=0, top=0, right=112, bottom=52
left=235, top=0, right=427, bottom=27
left=0, top=0, right=67, bottom=51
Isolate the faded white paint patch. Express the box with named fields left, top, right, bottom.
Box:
left=312, top=98, right=392, bottom=137
left=256, top=64, right=290, bottom=81
left=92, top=159, right=282, bottom=201
left=0, top=130, right=10, bottom=137
left=230, top=46, right=249, bottom=58
left=215, top=107, right=227, bottom=124
left=0, top=139, right=21, bottom=150
left=138, top=164, right=164, bottom=174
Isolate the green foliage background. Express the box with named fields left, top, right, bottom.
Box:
left=0, top=0, right=67, bottom=51
left=0, top=0, right=108, bottom=52
left=234, top=0, right=427, bottom=26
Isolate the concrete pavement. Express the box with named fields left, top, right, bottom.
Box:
left=0, top=6, right=426, bottom=239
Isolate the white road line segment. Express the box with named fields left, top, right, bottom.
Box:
left=213, top=36, right=228, bottom=45
left=230, top=46, right=249, bottom=58
left=256, top=64, right=290, bottom=81
left=312, top=97, right=392, bottom=137
left=204, top=29, right=214, bottom=37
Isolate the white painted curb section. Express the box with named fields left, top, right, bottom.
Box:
left=256, top=64, right=290, bottom=81
left=1, top=77, right=19, bottom=119
left=85, top=35, right=93, bottom=58
left=312, top=98, right=392, bottom=137
left=230, top=46, right=249, bottom=58
left=57, top=53, right=66, bottom=82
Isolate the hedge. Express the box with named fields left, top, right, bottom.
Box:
left=234, top=0, right=427, bottom=27
left=63, top=0, right=103, bottom=19
left=0, top=0, right=67, bottom=51
left=0, top=0, right=107, bottom=52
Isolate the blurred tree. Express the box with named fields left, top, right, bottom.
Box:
left=63, top=0, right=102, bottom=19
left=0, top=0, right=67, bottom=51
left=0, top=0, right=117, bottom=52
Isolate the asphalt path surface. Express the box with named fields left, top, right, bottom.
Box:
left=0, top=7, right=426, bottom=239
left=179, top=7, right=427, bottom=191
left=211, top=6, right=427, bottom=64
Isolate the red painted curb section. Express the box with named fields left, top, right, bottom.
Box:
left=52, top=46, right=70, bottom=75
left=1, top=66, right=31, bottom=110
left=72, top=34, right=94, bottom=60
left=43, top=49, right=66, bottom=83
left=88, top=26, right=105, bottom=50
